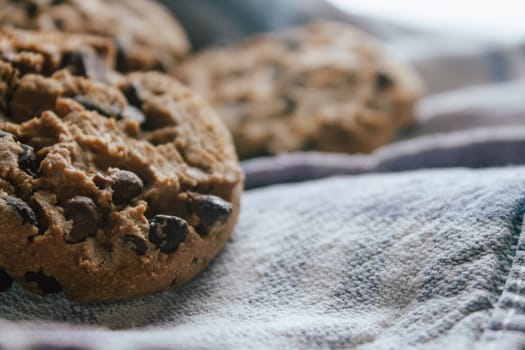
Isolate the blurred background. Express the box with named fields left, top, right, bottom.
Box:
left=162, top=0, right=525, bottom=109
left=328, top=0, right=525, bottom=43
left=158, top=0, right=525, bottom=186
left=162, top=0, right=525, bottom=94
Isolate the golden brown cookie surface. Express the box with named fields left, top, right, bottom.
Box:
left=0, top=28, right=242, bottom=302
left=0, top=0, right=190, bottom=72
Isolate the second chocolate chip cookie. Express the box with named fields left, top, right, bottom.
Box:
left=178, top=21, right=423, bottom=159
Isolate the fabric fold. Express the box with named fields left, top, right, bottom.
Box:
left=243, top=126, right=525, bottom=188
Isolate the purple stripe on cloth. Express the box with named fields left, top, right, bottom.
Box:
left=411, top=79, right=525, bottom=136
left=242, top=126, right=525, bottom=188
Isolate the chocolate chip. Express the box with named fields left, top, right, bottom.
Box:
left=53, top=18, right=64, bottom=30
left=92, top=173, right=112, bottom=189
left=60, top=50, right=107, bottom=81
left=376, top=72, right=393, bottom=91
left=122, top=84, right=142, bottom=109
left=153, top=61, right=167, bottom=73
left=187, top=193, right=232, bottom=229
left=72, top=95, right=120, bottom=117
left=25, top=271, right=62, bottom=294
left=119, top=88, right=144, bottom=127
left=124, top=235, right=147, bottom=255
left=63, top=196, right=98, bottom=243
left=111, top=170, right=143, bottom=204
left=50, top=0, right=66, bottom=5
left=0, top=268, right=12, bottom=292
left=281, top=94, right=296, bottom=115
left=19, top=144, right=39, bottom=177
left=194, top=224, right=210, bottom=237
left=115, top=39, right=127, bottom=72
left=5, top=196, right=38, bottom=226
left=31, top=197, right=49, bottom=236
left=149, top=215, right=188, bottom=253
left=24, top=2, right=38, bottom=18
left=60, top=52, right=86, bottom=76
left=79, top=97, right=104, bottom=113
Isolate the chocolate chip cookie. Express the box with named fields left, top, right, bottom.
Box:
left=177, top=21, right=423, bottom=159
left=0, top=0, right=190, bottom=73
left=0, top=26, right=116, bottom=82
left=0, top=28, right=243, bottom=302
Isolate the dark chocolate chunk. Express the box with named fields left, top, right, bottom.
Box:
left=24, top=1, right=38, bottom=18
left=153, top=61, right=167, bottom=73
left=5, top=196, right=38, bottom=226
left=111, top=170, right=143, bottom=204
left=0, top=268, right=13, bottom=292
left=60, top=52, right=87, bottom=76
left=19, top=144, right=39, bottom=177
left=53, top=18, right=64, bottom=30
left=194, top=224, right=210, bottom=237
left=31, top=197, right=49, bottom=236
left=115, top=39, right=127, bottom=72
left=25, top=271, right=62, bottom=294
left=124, top=235, right=147, bottom=255
left=50, top=0, right=66, bottom=5
left=60, top=50, right=107, bottom=81
left=120, top=86, right=144, bottom=123
left=149, top=215, right=188, bottom=253
left=122, top=83, right=142, bottom=108
left=73, top=95, right=121, bottom=117
left=187, top=193, right=232, bottom=229
left=63, top=196, right=98, bottom=243
left=92, top=173, right=112, bottom=189
left=376, top=72, right=393, bottom=91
